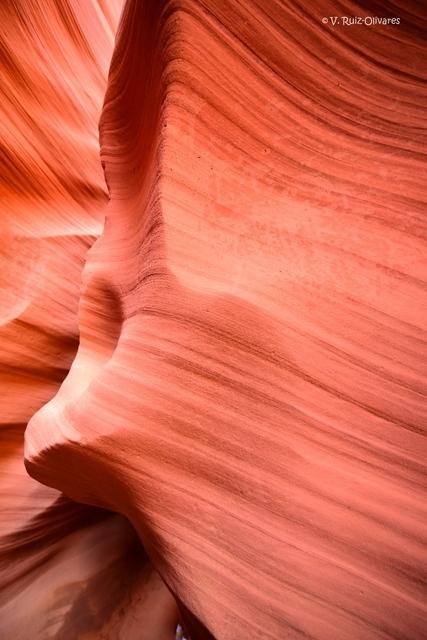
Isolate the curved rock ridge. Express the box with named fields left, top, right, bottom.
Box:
left=1, top=1, right=180, bottom=637
left=6, top=0, right=427, bottom=638
left=0, top=0, right=118, bottom=236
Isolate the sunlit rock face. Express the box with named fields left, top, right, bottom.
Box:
left=2, top=0, right=427, bottom=638
left=1, top=1, right=178, bottom=638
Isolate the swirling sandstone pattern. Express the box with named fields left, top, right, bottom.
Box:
left=1, top=1, right=178, bottom=637
left=2, top=0, right=427, bottom=638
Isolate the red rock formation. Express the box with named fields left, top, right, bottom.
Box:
left=3, top=0, right=427, bottom=638
left=1, top=1, right=178, bottom=637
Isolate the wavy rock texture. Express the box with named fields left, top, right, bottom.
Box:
left=1, top=1, right=178, bottom=637
left=2, top=0, right=427, bottom=638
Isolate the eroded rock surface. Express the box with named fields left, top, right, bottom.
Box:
left=1, top=1, right=177, bottom=637
left=2, top=0, right=427, bottom=638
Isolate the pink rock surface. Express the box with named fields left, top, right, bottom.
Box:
left=2, top=0, right=427, bottom=638
left=1, top=1, right=178, bottom=637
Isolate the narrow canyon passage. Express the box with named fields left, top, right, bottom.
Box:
left=1, top=0, right=427, bottom=638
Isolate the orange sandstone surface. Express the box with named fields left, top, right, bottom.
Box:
left=1, top=1, right=177, bottom=637
left=2, top=0, right=427, bottom=638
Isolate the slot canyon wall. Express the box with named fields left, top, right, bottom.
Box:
left=1, top=0, right=426, bottom=638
